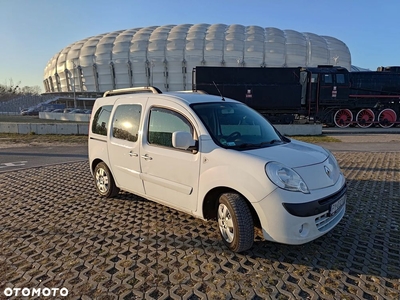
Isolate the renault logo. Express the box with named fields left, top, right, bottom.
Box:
left=324, top=166, right=331, bottom=178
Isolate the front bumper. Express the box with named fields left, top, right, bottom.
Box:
left=253, top=174, right=347, bottom=245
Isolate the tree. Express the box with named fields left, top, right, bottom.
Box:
left=0, top=78, right=41, bottom=96
left=20, top=85, right=41, bottom=95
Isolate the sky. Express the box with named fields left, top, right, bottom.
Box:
left=1, top=0, right=399, bottom=92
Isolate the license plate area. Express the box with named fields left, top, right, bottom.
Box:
left=329, top=194, right=346, bottom=216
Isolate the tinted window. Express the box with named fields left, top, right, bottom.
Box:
left=148, top=107, right=192, bottom=148
left=112, top=104, right=141, bottom=142
left=91, top=105, right=113, bottom=136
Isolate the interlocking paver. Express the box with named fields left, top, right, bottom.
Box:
left=0, top=152, right=399, bottom=299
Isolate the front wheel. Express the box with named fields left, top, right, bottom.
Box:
left=94, top=162, right=120, bottom=198
left=217, top=193, right=254, bottom=252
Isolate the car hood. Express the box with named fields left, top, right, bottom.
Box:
left=247, top=139, right=328, bottom=168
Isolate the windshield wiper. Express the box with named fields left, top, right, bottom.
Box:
left=232, top=139, right=284, bottom=149
left=237, top=143, right=260, bottom=149
left=269, top=139, right=283, bottom=145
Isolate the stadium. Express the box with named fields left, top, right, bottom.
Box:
left=43, top=23, right=351, bottom=94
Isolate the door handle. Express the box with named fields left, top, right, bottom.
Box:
left=141, top=154, right=153, bottom=160
left=129, top=151, right=138, bottom=157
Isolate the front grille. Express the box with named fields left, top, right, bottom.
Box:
left=315, top=203, right=345, bottom=231
left=318, top=184, right=347, bottom=206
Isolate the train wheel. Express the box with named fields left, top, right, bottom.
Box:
left=356, top=109, right=375, bottom=128
left=334, top=109, right=353, bottom=128
left=378, top=108, right=397, bottom=128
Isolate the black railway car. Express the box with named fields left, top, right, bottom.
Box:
left=192, top=66, right=400, bottom=128
left=192, top=66, right=351, bottom=125
left=193, top=66, right=303, bottom=122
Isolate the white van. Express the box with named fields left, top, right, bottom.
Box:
left=88, top=87, right=346, bottom=252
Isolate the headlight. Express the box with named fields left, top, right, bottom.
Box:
left=266, top=162, right=310, bottom=194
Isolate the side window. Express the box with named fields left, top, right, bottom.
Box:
left=91, top=105, right=113, bottom=136
left=148, top=107, right=192, bottom=148
left=336, top=74, right=346, bottom=84
left=323, top=74, right=333, bottom=84
left=112, top=104, right=141, bottom=142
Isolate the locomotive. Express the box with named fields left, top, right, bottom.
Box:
left=192, top=65, right=400, bottom=128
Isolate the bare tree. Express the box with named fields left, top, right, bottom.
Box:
left=0, top=78, right=41, bottom=96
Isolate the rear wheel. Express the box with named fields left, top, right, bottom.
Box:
left=378, top=108, right=397, bottom=128
left=94, top=162, right=120, bottom=198
left=217, top=193, right=254, bottom=252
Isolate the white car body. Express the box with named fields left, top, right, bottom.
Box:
left=88, top=88, right=346, bottom=252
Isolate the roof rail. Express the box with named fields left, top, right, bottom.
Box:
left=174, top=90, right=208, bottom=94
left=103, top=86, right=162, bottom=97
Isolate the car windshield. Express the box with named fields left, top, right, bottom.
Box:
left=191, top=102, right=287, bottom=150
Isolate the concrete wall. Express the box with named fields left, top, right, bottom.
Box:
left=275, top=124, right=322, bottom=136
left=0, top=122, right=321, bottom=136
left=39, top=112, right=91, bottom=122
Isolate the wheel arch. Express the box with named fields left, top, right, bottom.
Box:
left=202, top=186, right=261, bottom=228
left=91, top=158, right=105, bottom=174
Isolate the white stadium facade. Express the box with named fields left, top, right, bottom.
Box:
left=43, top=24, right=352, bottom=94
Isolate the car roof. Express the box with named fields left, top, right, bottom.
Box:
left=157, top=92, right=237, bottom=105
left=95, top=91, right=238, bottom=106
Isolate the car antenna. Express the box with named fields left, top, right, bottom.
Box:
left=213, top=81, right=225, bottom=101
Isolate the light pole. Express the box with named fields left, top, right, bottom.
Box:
left=72, top=61, right=77, bottom=108
left=151, top=60, right=155, bottom=86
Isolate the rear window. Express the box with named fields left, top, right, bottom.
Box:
left=91, top=105, right=113, bottom=136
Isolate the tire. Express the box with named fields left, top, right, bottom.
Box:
left=94, top=162, right=120, bottom=198
left=217, top=193, right=254, bottom=252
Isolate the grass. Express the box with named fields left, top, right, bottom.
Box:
left=0, top=133, right=88, bottom=145
left=289, top=135, right=342, bottom=143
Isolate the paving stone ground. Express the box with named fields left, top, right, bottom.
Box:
left=0, top=150, right=399, bottom=299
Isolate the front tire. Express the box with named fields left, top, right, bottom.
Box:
left=94, top=162, right=120, bottom=198
left=217, top=193, right=254, bottom=252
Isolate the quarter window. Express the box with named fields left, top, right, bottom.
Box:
left=148, top=107, right=193, bottom=148
left=112, top=104, right=141, bottom=142
left=92, top=105, right=113, bottom=136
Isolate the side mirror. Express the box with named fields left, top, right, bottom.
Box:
left=172, top=131, right=196, bottom=151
